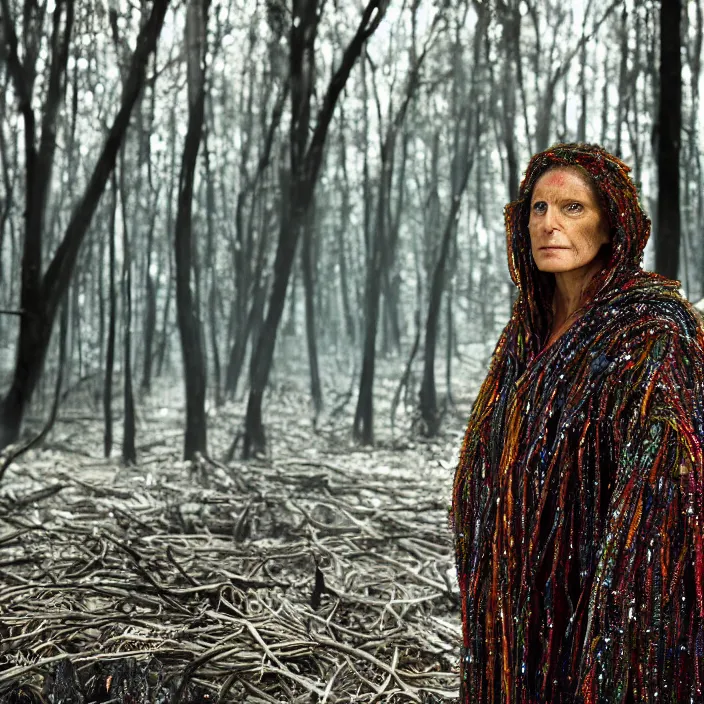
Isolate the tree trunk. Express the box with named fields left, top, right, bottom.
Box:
left=301, top=199, right=322, bottom=414
left=498, top=2, right=519, bottom=202
left=226, top=172, right=274, bottom=403
left=121, top=166, right=137, bottom=466
left=156, top=105, right=178, bottom=379
left=353, top=240, right=383, bottom=444
left=354, top=79, right=392, bottom=443
left=243, top=0, right=388, bottom=457
left=353, top=8, right=436, bottom=444
left=0, top=70, right=15, bottom=320
left=175, top=0, right=210, bottom=461
left=655, top=0, right=681, bottom=279
left=141, top=232, right=157, bottom=393
left=337, top=123, right=356, bottom=344
left=689, top=0, right=703, bottom=295
left=380, top=132, right=407, bottom=356
left=224, top=83, right=287, bottom=399
left=577, top=33, right=588, bottom=142
left=103, top=174, right=117, bottom=457
left=615, top=6, right=629, bottom=156
left=140, top=53, right=158, bottom=395
left=444, top=277, right=455, bottom=406
left=419, top=3, right=484, bottom=433
left=600, top=60, right=610, bottom=146
left=0, top=0, right=169, bottom=450
left=203, top=121, right=222, bottom=407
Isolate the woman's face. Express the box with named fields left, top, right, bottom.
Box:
left=528, top=166, right=609, bottom=275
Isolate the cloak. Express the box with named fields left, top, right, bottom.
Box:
left=452, top=144, right=704, bottom=703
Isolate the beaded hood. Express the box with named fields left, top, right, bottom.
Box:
left=452, top=143, right=704, bottom=703
left=504, top=142, right=662, bottom=364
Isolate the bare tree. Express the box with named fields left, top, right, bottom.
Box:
left=223, top=69, right=288, bottom=401
left=419, top=0, right=487, bottom=435
left=243, top=0, right=389, bottom=458
left=0, top=0, right=170, bottom=450
left=175, top=0, right=210, bottom=460
left=353, top=5, right=441, bottom=445
left=103, top=173, right=118, bottom=458
left=141, top=55, right=159, bottom=395
left=655, top=0, right=682, bottom=279
left=119, top=149, right=137, bottom=465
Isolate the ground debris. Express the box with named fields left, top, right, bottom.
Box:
left=0, top=420, right=461, bottom=703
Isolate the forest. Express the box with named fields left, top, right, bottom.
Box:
left=0, top=0, right=699, bottom=701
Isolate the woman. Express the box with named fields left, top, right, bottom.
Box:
left=452, top=143, right=704, bottom=703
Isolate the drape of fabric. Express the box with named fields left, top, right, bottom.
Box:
left=452, top=144, right=704, bottom=703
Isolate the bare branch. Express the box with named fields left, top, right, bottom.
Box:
left=0, top=0, right=34, bottom=131
left=305, top=0, right=389, bottom=191
left=42, top=0, right=171, bottom=310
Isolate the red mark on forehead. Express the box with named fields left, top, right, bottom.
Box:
left=540, top=170, right=568, bottom=188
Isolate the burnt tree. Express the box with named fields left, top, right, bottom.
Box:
left=103, top=173, right=118, bottom=458
left=175, top=0, right=210, bottom=460
left=655, top=0, right=682, bottom=279
left=243, top=0, right=388, bottom=458
left=419, top=0, right=487, bottom=435
left=0, top=0, right=170, bottom=451
left=353, top=5, right=440, bottom=445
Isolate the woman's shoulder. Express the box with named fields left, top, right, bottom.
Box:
left=604, top=272, right=704, bottom=342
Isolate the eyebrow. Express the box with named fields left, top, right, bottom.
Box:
left=531, top=196, right=586, bottom=205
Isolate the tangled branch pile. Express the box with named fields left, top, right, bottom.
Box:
left=0, top=438, right=461, bottom=702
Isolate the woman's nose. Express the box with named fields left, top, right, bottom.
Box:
left=542, top=205, right=558, bottom=233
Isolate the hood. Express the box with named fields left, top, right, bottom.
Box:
left=503, top=142, right=654, bottom=353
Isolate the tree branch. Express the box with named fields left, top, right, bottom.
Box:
left=1, top=0, right=33, bottom=114
left=42, top=0, right=170, bottom=312
left=31, top=0, right=75, bottom=263
left=304, top=0, right=389, bottom=192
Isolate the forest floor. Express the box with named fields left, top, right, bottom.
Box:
left=0, top=345, right=492, bottom=703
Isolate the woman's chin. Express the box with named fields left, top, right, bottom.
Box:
left=534, top=260, right=576, bottom=273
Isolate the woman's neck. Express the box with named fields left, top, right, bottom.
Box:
left=552, top=257, right=605, bottom=323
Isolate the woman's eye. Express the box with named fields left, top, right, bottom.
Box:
left=532, top=202, right=547, bottom=214
left=566, top=202, right=583, bottom=213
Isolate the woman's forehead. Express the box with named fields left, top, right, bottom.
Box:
left=532, top=166, right=595, bottom=197
left=541, top=170, right=568, bottom=187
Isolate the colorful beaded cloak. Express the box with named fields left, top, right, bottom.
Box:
left=452, top=143, right=704, bottom=703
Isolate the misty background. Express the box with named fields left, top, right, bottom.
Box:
left=0, top=0, right=696, bottom=461
left=0, top=0, right=698, bottom=700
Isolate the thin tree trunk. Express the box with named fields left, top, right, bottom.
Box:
left=381, top=131, right=407, bottom=356
left=353, top=10, right=438, bottom=444
left=244, top=0, right=387, bottom=457
left=141, top=228, right=158, bottom=393
left=301, top=198, right=322, bottom=413
left=336, top=120, right=356, bottom=343
left=175, top=0, right=210, bottom=460
left=655, top=0, right=682, bottom=279
left=226, top=185, right=272, bottom=401
left=141, top=55, right=158, bottom=394
left=0, top=0, right=169, bottom=450
left=615, top=6, right=629, bottom=156
left=419, top=2, right=485, bottom=434
left=103, top=174, right=117, bottom=457
left=224, top=82, right=288, bottom=398
left=203, top=116, right=222, bottom=406
left=577, top=36, right=588, bottom=142
left=119, top=153, right=137, bottom=465
left=354, top=123, right=392, bottom=443
left=156, top=106, right=178, bottom=379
